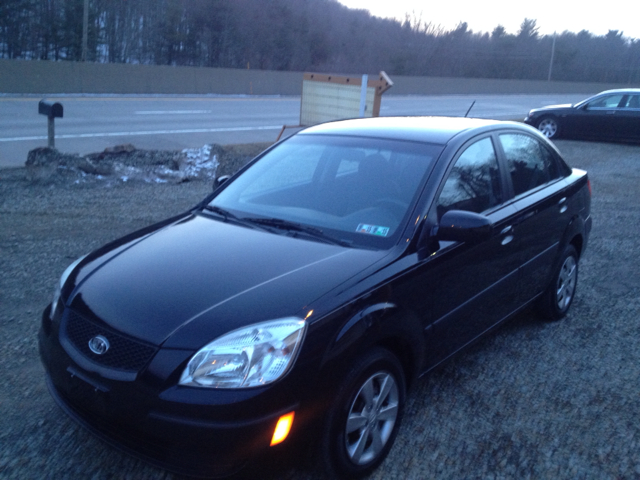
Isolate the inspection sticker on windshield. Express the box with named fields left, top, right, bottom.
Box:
left=356, top=224, right=389, bottom=237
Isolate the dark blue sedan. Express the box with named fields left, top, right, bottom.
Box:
left=525, top=88, right=640, bottom=142
left=39, top=117, right=592, bottom=479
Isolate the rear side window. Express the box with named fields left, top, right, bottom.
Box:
left=499, top=134, right=560, bottom=197
left=437, top=137, right=502, bottom=217
left=623, top=95, right=640, bottom=109
left=587, top=94, right=624, bottom=109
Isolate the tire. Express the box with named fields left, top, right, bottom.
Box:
left=538, top=244, right=579, bottom=320
left=537, top=116, right=560, bottom=139
left=321, top=348, right=406, bottom=479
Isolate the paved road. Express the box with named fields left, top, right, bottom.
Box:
left=0, top=93, right=590, bottom=168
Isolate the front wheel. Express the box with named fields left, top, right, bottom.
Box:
left=537, top=116, right=560, bottom=139
left=537, top=244, right=579, bottom=320
left=321, top=348, right=406, bottom=479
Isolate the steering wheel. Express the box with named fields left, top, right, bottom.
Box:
left=373, top=198, right=408, bottom=217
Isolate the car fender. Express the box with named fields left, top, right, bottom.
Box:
left=323, top=301, right=425, bottom=388
left=560, top=213, right=586, bottom=257
left=538, top=213, right=586, bottom=292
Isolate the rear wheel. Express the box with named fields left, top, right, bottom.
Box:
left=538, top=244, right=579, bottom=320
left=537, top=116, right=560, bottom=139
left=321, top=348, right=406, bottom=479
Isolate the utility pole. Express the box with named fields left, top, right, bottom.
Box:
left=81, top=0, right=89, bottom=61
left=548, top=33, right=556, bottom=82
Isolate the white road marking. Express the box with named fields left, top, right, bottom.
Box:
left=0, top=125, right=283, bottom=142
left=135, top=110, right=213, bottom=114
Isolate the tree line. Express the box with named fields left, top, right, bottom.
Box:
left=2, top=0, right=639, bottom=84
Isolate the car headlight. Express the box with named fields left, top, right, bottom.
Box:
left=50, top=255, right=86, bottom=319
left=179, top=318, right=307, bottom=389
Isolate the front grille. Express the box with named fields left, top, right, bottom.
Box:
left=47, top=375, right=245, bottom=478
left=63, top=310, right=157, bottom=372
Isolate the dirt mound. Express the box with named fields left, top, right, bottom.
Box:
left=23, top=142, right=272, bottom=185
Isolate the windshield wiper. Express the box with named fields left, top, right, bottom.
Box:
left=202, top=205, right=271, bottom=231
left=203, top=205, right=233, bottom=218
left=244, top=217, right=351, bottom=247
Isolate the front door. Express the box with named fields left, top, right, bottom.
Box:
left=408, top=136, right=523, bottom=363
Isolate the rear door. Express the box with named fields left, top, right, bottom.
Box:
left=497, top=132, right=571, bottom=303
left=613, top=94, right=640, bottom=141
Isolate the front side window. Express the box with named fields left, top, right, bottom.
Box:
left=499, top=134, right=559, bottom=196
left=437, top=137, right=502, bottom=217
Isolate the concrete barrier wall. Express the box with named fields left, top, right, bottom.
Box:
left=0, top=59, right=631, bottom=96
left=390, top=75, right=629, bottom=95
left=0, top=60, right=302, bottom=95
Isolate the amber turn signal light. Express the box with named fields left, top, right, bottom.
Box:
left=270, top=412, right=295, bottom=446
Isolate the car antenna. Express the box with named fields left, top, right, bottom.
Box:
left=465, top=101, right=476, bottom=117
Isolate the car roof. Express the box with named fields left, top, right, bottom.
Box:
left=298, top=116, right=508, bottom=145
left=573, top=88, right=640, bottom=107
left=596, top=88, right=640, bottom=95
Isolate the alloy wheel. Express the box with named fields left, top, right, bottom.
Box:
left=538, top=118, right=558, bottom=138
left=556, top=255, right=577, bottom=311
left=344, top=371, right=399, bottom=465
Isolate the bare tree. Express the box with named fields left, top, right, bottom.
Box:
left=1, top=0, right=639, bottom=84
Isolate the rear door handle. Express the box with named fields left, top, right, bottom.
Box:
left=558, top=197, right=568, bottom=213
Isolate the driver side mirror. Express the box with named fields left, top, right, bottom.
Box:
left=436, top=210, right=493, bottom=243
left=214, top=175, right=231, bottom=190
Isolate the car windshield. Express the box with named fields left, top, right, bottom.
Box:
left=210, top=134, right=443, bottom=249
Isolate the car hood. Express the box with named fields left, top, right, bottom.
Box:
left=532, top=103, right=573, bottom=113
left=68, top=213, right=388, bottom=348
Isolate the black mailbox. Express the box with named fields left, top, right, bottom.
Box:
left=38, top=100, right=64, bottom=118
left=39, top=100, right=64, bottom=148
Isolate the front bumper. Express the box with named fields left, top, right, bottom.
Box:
left=38, top=307, right=300, bottom=478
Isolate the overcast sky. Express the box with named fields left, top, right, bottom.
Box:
left=337, top=0, right=640, bottom=39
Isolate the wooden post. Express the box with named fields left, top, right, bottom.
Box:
left=48, top=117, right=55, bottom=148
left=371, top=71, right=393, bottom=117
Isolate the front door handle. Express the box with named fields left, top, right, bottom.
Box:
left=500, top=225, right=514, bottom=245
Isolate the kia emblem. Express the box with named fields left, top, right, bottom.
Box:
left=88, top=335, right=110, bottom=355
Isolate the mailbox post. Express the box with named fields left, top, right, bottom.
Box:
left=38, top=100, right=64, bottom=148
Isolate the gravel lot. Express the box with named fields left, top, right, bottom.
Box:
left=1, top=140, right=639, bottom=479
